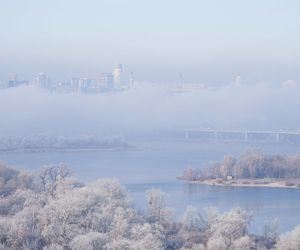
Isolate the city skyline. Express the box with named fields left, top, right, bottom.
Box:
left=1, top=71, right=299, bottom=95
left=0, top=64, right=136, bottom=93
left=2, top=2, right=300, bottom=249
left=0, top=0, right=299, bottom=84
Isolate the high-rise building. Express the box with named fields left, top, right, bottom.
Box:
left=38, top=72, right=46, bottom=87
left=6, top=73, right=28, bottom=88
left=78, top=78, right=92, bottom=91
left=98, top=73, right=114, bottom=89
left=234, top=74, right=242, bottom=87
left=34, top=72, right=50, bottom=88
left=71, top=78, right=80, bottom=91
left=113, top=64, right=123, bottom=88
left=6, top=73, right=18, bottom=87
left=129, top=71, right=134, bottom=88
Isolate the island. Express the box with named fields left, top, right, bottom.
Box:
left=177, top=151, right=300, bottom=189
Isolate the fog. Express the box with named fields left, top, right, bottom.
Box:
left=0, top=84, right=299, bottom=138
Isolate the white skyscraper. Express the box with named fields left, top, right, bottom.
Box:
left=129, top=71, right=134, bottom=88
left=35, top=72, right=50, bottom=88
left=113, top=64, right=123, bottom=89
left=71, top=78, right=80, bottom=91
left=78, top=78, right=92, bottom=91
left=234, top=74, right=242, bottom=87
left=98, top=73, right=114, bottom=89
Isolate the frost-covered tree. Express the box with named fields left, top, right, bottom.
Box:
left=186, top=151, right=300, bottom=180
left=206, top=208, right=253, bottom=250
left=231, top=235, right=253, bottom=250
left=207, top=236, right=228, bottom=250
left=181, top=206, right=205, bottom=231
left=69, top=232, right=107, bottom=250
left=128, top=223, right=164, bottom=250
left=181, top=243, right=205, bottom=250
left=0, top=163, right=34, bottom=199
left=205, top=207, right=219, bottom=226
left=43, top=243, right=64, bottom=250
left=183, top=167, right=199, bottom=181
left=207, top=235, right=253, bottom=250
left=263, top=218, right=280, bottom=241
left=275, top=226, right=300, bottom=250
left=3, top=163, right=300, bottom=250
left=39, top=179, right=131, bottom=246
left=146, top=189, right=172, bottom=223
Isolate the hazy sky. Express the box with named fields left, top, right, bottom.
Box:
left=0, top=0, right=299, bottom=84
left=1, top=84, right=300, bottom=137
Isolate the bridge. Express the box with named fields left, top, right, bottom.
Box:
left=158, top=129, right=300, bottom=144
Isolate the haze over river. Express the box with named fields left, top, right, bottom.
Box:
left=1, top=139, right=300, bottom=234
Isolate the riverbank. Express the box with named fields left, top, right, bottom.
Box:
left=0, top=145, right=138, bottom=153
left=177, top=177, right=300, bottom=189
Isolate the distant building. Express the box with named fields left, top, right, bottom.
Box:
left=34, top=72, right=51, bottom=89
left=96, top=64, right=134, bottom=91
left=56, top=81, right=73, bottom=93
left=98, top=73, right=114, bottom=90
left=6, top=73, right=28, bottom=88
left=78, top=78, right=92, bottom=91
left=6, top=73, right=18, bottom=87
left=6, top=80, right=14, bottom=88
left=113, top=64, right=123, bottom=89
left=71, top=78, right=80, bottom=91
left=0, top=65, right=135, bottom=93
left=234, top=74, right=242, bottom=87
left=129, top=71, right=135, bottom=88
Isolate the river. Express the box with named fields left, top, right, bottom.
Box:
left=1, top=139, right=300, bottom=234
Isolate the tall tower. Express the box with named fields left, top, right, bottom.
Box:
left=129, top=71, right=134, bottom=88
left=34, top=72, right=50, bottom=88
left=235, top=74, right=242, bottom=87
left=38, top=72, right=46, bottom=87
left=113, top=64, right=123, bottom=89
left=71, top=78, right=80, bottom=91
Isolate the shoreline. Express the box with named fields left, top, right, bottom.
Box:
left=177, top=177, right=300, bottom=189
left=0, top=145, right=139, bottom=154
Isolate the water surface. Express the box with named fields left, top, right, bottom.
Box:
left=1, top=140, right=300, bottom=234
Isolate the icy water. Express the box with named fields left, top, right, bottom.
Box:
left=1, top=140, right=300, bottom=234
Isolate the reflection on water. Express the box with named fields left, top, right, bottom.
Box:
left=127, top=181, right=300, bottom=234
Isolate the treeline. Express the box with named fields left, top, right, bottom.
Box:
left=0, top=134, right=129, bottom=152
left=0, top=163, right=300, bottom=250
left=183, top=151, right=300, bottom=181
